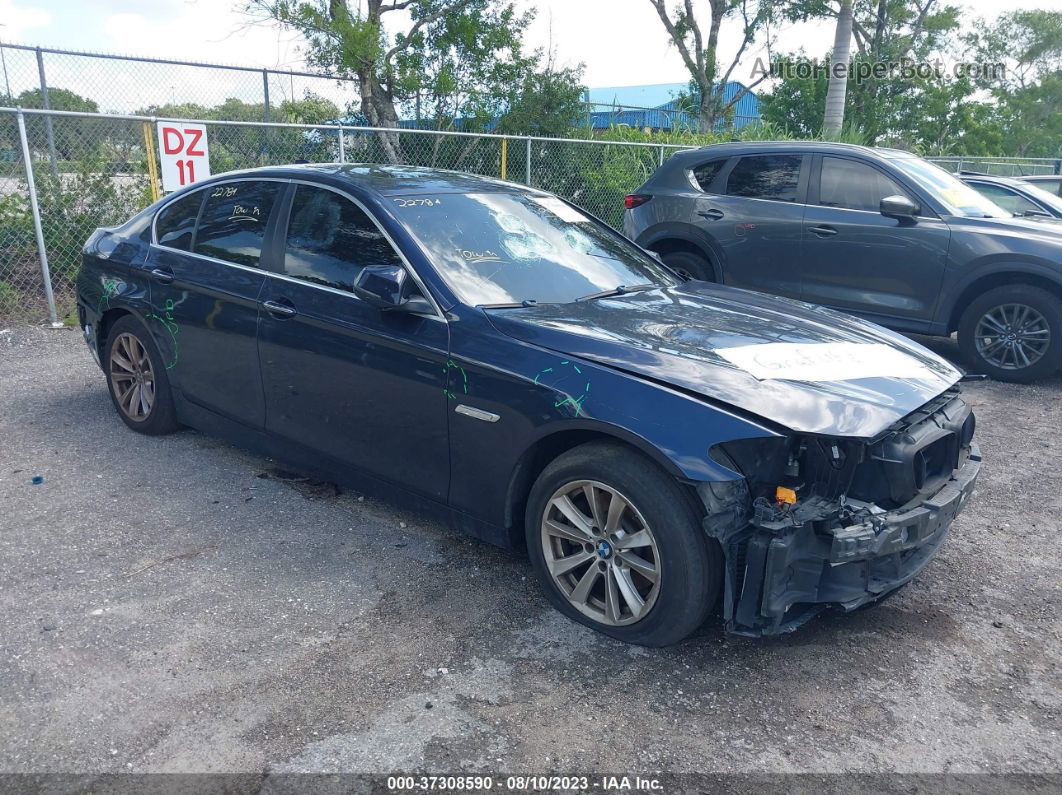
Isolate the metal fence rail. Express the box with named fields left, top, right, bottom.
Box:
left=0, top=106, right=703, bottom=324
left=2, top=105, right=1060, bottom=326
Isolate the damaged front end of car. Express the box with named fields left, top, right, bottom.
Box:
left=700, top=388, right=981, bottom=637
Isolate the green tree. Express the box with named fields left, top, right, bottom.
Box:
left=647, top=0, right=791, bottom=132
left=496, top=59, right=586, bottom=138
left=247, top=0, right=540, bottom=160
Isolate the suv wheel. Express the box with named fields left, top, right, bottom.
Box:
left=525, top=441, right=720, bottom=646
left=105, top=315, right=179, bottom=434
left=958, top=285, right=1062, bottom=383
left=661, top=250, right=714, bottom=282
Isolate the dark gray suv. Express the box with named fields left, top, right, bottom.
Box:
left=624, top=142, right=1062, bottom=382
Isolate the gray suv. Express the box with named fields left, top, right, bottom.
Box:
left=624, top=141, right=1062, bottom=382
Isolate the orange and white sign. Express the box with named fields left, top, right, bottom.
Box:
left=157, top=122, right=211, bottom=192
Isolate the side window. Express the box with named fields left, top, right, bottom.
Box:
left=282, top=185, right=403, bottom=292
left=194, top=181, right=280, bottom=267
left=970, top=183, right=1041, bottom=216
left=726, top=155, right=802, bottom=202
left=818, top=157, right=910, bottom=213
left=692, top=160, right=726, bottom=192
left=155, top=190, right=203, bottom=251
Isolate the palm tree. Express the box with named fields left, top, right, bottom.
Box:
left=823, top=0, right=854, bottom=136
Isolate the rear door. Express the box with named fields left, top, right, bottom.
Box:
left=800, top=155, right=951, bottom=329
left=694, top=152, right=808, bottom=298
left=256, top=182, right=450, bottom=500
left=147, top=179, right=281, bottom=426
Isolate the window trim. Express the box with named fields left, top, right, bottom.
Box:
left=150, top=176, right=445, bottom=321
left=718, top=152, right=810, bottom=205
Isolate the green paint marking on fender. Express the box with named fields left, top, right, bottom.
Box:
left=442, top=359, right=468, bottom=399
left=145, top=298, right=179, bottom=369
left=96, top=278, right=119, bottom=315
left=534, top=360, right=591, bottom=417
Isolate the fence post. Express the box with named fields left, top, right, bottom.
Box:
left=500, top=136, right=508, bottom=181
left=338, top=125, right=345, bottom=164
left=35, top=47, right=60, bottom=181
left=142, top=121, right=161, bottom=202
left=17, top=109, right=63, bottom=328
left=525, top=137, right=532, bottom=187
left=659, top=145, right=664, bottom=166
left=261, top=69, right=271, bottom=162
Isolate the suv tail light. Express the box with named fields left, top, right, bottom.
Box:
left=624, top=194, right=652, bottom=210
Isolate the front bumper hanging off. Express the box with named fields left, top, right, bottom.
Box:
left=704, top=443, right=981, bottom=637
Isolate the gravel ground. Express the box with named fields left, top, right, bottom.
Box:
left=1, top=325, right=1060, bottom=779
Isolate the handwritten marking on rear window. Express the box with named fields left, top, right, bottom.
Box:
left=211, top=185, right=238, bottom=198
left=459, top=249, right=502, bottom=264
left=229, top=204, right=261, bottom=222
left=394, top=198, right=442, bottom=208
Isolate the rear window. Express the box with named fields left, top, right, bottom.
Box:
left=194, top=181, right=281, bottom=268
left=726, top=155, right=802, bottom=202
left=692, top=160, right=726, bottom=192
left=155, top=190, right=203, bottom=251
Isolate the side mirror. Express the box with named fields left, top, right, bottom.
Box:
left=880, top=194, right=920, bottom=222
left=352, top=265, right=432, bottom=314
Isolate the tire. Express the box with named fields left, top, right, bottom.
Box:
left=661, top=250, right=714, bottom=282
left=104, top=315, right=179, bottom=435
left=957, top=284, right=1062, bottom=383
left=525, top=441, right=721, bottom=647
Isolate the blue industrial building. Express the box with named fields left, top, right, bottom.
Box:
left=584, top=82, right=760, bottom=131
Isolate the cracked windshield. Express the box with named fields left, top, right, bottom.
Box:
left=392, top=192, right=678, bottom=306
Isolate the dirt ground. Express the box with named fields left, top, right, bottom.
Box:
left=1, top=325, right=1060, bottom=781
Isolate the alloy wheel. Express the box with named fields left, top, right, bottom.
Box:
left=974, top=303, right=1051, bottom=370
left=540, top=480, right=661, bottom=626
left=110, top=332, right=155, bottom=421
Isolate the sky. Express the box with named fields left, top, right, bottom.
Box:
left=2, top=0, right=1060, bottom=103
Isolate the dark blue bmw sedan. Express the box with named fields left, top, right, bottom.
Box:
left=77, top=165, right=980, bottom=645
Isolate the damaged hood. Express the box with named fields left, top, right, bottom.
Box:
left=485, top=283, right=961, bottom=438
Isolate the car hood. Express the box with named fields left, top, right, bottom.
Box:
left=485, top=283, right=962, bottom=438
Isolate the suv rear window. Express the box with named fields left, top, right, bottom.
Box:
left=726, top=155, right=802, bottom=202
left=692, top=160, right=726, bottom=192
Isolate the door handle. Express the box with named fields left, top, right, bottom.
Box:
left=809, top=225, right=838, bottom=237
left=150, top=267, right=175, bottom=284
left=262, top=299, right=297, bottom=319
left=698, top=208, right=724, bottom=220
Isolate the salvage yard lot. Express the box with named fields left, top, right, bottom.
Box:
left=1, top=326, right=1060, bottom=774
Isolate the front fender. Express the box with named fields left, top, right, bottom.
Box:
left=445, top=310, right=779, bottom=534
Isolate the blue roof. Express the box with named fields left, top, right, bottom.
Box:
left=585, top=83, right=688, bottom=108
left=585, top=82, right=760, bottom=131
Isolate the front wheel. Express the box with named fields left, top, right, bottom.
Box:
left=958, top=285, right=1062, bottom=383
left=525, top=441, right=721, bottom=646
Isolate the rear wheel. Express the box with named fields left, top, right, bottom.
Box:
left=105, top=315, right=179, bottom=435
left=958, top=285, right=1062, bottom=383
left=525, top=441, right=720, bottom=646
left=660, top=250, right=714, bottom=282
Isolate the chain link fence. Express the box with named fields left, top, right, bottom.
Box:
left=2, top=105, right=1060, bottom=326
left=0, top=106, right=698, bottom=324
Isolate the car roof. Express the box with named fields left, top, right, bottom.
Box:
left=1019, top=174, right=1062, bottom=182
left=958, top=172, right=1027, bottom=188
left=662, top=140, right=919, bottom=168
left=196, top=163, right=532, bottom=197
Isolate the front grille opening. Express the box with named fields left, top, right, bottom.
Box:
left=915, top=435, right=955, bottom=494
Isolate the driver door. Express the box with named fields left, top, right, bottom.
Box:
left=257, top=182, right=450, bottom=500
left=800, top=154, right=951, bottom=329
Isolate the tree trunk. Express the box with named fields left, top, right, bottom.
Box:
left=358, top=68, right=402, bottom=164
left=823, top=0, right=854, bottom=136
